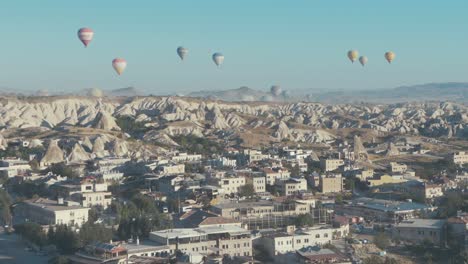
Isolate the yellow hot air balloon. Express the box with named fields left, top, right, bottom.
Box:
left=385, top=51, right=395, bottom=64
left=347, top=50, right=359, bottom=63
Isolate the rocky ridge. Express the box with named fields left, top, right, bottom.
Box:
left=0, top=97, right=466, bottom=146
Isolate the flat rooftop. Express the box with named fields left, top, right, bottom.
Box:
left=352, top=197, right=432, bottom=212
left=25, top=198, right=87, bottom=211
left=123, top=241, right=170, bottom=253
left=150, top=225, right=250, bottom=240
left=213, top=200, right=274, bottom=209
left=397, top=219, right=446, bottom=229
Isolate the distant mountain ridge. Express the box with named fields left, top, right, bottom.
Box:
left=187, top=82, right=468, bottom=104
left=312, top=82, right=468, bottom=104
left=0, top=82, right=467, bottom=104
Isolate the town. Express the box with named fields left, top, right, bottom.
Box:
left=0, top=119, right=467, bottom=264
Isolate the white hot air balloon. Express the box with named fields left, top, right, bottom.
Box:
left=177, top=46, right=188, bottom=60
left=87, top=88, right=103, bottom=97
left=212, top=53, right=224, bottom=67
left=359, top=56, right=368, bottom=66
left=112, top=58, right=127, bottom=75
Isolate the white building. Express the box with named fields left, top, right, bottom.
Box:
left=97, top=157, right=131, bottom=171
left=390, top=162, right=408, bottom=174
left=258, top=224, right=349, bottom=256
left=149, top=225, right=252, bottom=258
left=157, top=163, right=185, bottom=175
left=320, top=159, right=344, bottom=172
left=53, top=180, right=112, bottom=209
left=171, top=152, right=202, bottom=163
left=14, top=198, right=90, bottom=227
left=92, top=169, right=124, bottom=182
left=210, top=157, right=237, bottom=168
left=453, top=152, right=468, bottom=165
left=281, top=178, right=308, bottom=196
left=0, top=158, right=31, bottom=178
left=246, top=175, right=266, bottom=193
left=219, top=176, right=246, bottom=195
left=263, top=167, right=291, bottom=185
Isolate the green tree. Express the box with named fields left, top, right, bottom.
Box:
left=79, top=222, right=112, bottom=245
left=295, top=213, right=314, bottom=227
left=115, top=116, right=149, bottom=137
left=173, top=135, right=223, bottom=156
left=290, top=164, right=301, bottom=177
left=14, top=222, right=48, bottom=247
left=0, top=189, right=12, bottom=226
left=11, top=181, right=49, bottom=199
left=363, top=256, right=383, bottom=264
left=87, top=207, right=100, bottom=224
left=423, top=252, right=434, bottom=264
left=48, top=255, right=70, bottom=264
left=47, top=163, right=78, bottom=178
left=455, top=250, right=468, bottom=264
left=121, top=161, right=150, bottom=177
left=374, top=232, right=390, bottom=250
left=335, top=193, right=344, bottom=205
left=239, top=184, right=255, bottom=197
left=29, top=159, right=40, bottom=171
left=53, top=225, right=81, bottom=254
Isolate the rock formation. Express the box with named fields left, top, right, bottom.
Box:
left=41, top=140, right=65, bottom=165
left=353, top=135, right=369, bottom=161
left=68, top=142, right=90, bottom=162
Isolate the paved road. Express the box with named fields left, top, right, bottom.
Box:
left=0, top=232, right=49, bottom=264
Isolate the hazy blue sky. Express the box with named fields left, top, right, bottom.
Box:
left=1, top=0, right=467, bottom=94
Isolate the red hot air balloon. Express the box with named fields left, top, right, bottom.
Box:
left=77, top=28, right=94, bottom=47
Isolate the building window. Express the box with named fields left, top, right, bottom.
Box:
left=316, top=234, right=320, bottom=238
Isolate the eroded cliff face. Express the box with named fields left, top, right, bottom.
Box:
left=1, top=97, right=467, bottom=144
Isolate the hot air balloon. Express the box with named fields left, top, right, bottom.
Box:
left=77, top=28, right=94, bottom=47
left=112, top=58, right=127, bottom=75
left=385, top=51, right=395, bottom=64
left=359, top=56, right=368, bottom=66
left=212, top=53, right=224, bottom=67
left=347, top=50, right=359, bottom=63
left=177, top=47, right=188, bottom=60
left=270, top=85, right=282, bottom=96
left=87, top=88, right=103, bottom=97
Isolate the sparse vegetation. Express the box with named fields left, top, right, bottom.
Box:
left=115, top=115, right=149, bottom=137
left=47, top=162, right=79, bottom=178
left=374, top=232, right=390, bottom=250
left=173, top=135, right=223, bottom=156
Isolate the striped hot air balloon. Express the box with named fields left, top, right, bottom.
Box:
left=112, top=58, right=127, bottom=75
left=77, top=28, right=94, bottom=47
